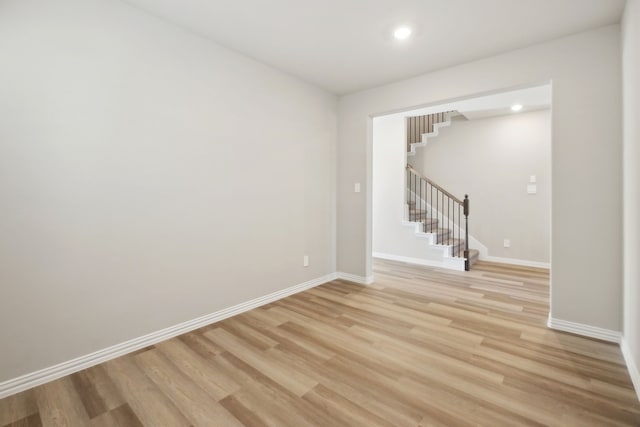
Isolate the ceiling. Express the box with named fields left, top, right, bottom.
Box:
left=123, top=0, right=625, bottom=95
left=381, top=84, right=551, bottom=121
left=454, top=85, right=551, bottom=120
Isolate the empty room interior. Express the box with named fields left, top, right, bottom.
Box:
left=1, top=0, right=640, bottom=426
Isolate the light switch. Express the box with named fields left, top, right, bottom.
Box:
left=354, top=183, right=361, bottom=193
left=527, top=184, right=537, bottom=194
left=529, top=175, right=537, bottom=183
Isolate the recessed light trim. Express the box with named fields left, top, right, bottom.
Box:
left=511, top=104, right=523, bottom=112
left=394, top=27, right=412, bottom=40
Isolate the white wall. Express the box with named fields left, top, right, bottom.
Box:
left=0, top=0, right=336, bottom=382
left=411, top=111, right=551, bottom=263
left=622, top=0, right=640, bottom=392
left=338, top=25, right=622, bottom=331
left=372, top=115, right=406, bottom=257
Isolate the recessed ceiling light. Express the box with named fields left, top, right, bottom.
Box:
left=394, top=27, right=412, bottom=40
left=511, top=104, right=523, bottom=112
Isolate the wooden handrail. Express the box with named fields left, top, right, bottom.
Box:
left=406, top=164, right=463, bottom=204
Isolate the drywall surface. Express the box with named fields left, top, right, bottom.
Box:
left=338, top=25, right=622, bottom=331
left=410, top=110, right=551, bottom=263
left=622, top=0, right=640, bottom=385
left=0, top=0, right=336, bottom=382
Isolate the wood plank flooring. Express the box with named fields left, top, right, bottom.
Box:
left=1, top=259, right=639, bottom=426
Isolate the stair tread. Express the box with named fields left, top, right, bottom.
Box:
left=426, top=227, right=451, bottom=235
left=454, top=247, right=479, bottom=259
left=408, top=214, right=437, bottom=222
left=418, top=217, right=438, bottom=227
left=437, top=239, right=464, bottom=247
left=428, top=227, right=449, bottom=231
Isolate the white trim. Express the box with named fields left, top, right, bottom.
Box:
left=372, top=252, right=465, bottom=272
left=0, top=273, right=337, bottom=399
left=621, top=338, right=640, bottom=403
left=547, top=315, right=621, bottom=343
left=483, top=255, right=550, bottom=269
left=336, top=272, right=374, bottom=285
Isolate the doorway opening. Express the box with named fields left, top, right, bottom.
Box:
left=371, top=83, right=552, bottom=280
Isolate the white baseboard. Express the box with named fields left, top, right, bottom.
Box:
left=621, top=338, right=640, bottom=403
left=0, top=273, right=337, bottom=400
left=547, top=315, right=621, bottom=343
left=373, top=252, right=465, bottom=272
left=483, top=255, right=550, bottom=269
left=336, top=272, right=374, bottom=285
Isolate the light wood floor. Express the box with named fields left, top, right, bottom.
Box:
left=1, top=260, right=639, bottom=426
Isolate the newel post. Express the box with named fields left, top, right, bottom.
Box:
left=463, top=194, right=470, bottom=271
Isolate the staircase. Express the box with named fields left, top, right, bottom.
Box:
left=404, top=112, right=479, bottom=271
left=407, top=110, right=453, bottom=156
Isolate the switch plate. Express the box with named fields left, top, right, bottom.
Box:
left=527, top=184, right=537, bottom=194
left=354, top=183, right=361, bottom=193
left=504, top=239, right=510, bottom=248
left=303, top=255, right=309, bottom=267
left=529, top=175, right=537, bottom=183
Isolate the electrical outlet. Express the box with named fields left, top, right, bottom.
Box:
left=303, top=255, right=309, bottom=267
left=504, top=239, right=510, bottom=248
left=354, top=183, right=361, bottom=193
